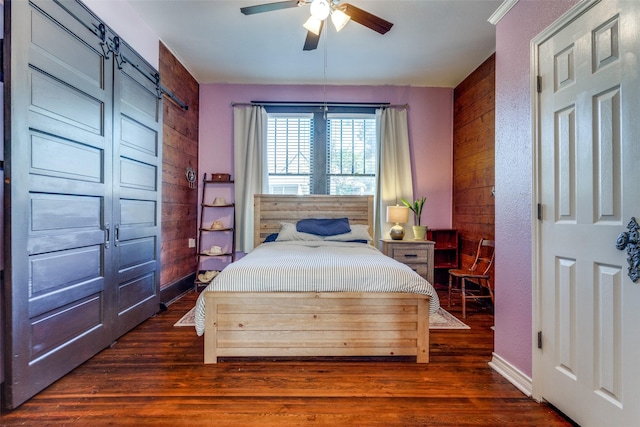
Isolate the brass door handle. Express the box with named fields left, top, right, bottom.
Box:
left=616, top=217, right=640, bottom=282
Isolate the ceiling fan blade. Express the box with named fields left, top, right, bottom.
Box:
left=303, top=21, right=323, bottom=51
left=339, top=3, right=393, bottom=34
left=240, top=1, right=300, bottom=15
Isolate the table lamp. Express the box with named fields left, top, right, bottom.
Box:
left=386, top=205, right=409, bottom=240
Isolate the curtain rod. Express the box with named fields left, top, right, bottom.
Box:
left=231, top=101, right=408, bottom=110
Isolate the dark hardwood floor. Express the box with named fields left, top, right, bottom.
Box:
left=1, top=288, right=575, bottom=426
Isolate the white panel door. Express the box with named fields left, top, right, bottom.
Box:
left=537, top=1, right=640, bottom=426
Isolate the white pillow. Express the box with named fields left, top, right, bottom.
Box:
left=275, top=222, right=324, bottom=242
left=323, top=224, right=372, bottom=242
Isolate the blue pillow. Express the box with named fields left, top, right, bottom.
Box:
left=296, top=218, right=351, bottom=236
left=263, top=233, right=278, bottom=242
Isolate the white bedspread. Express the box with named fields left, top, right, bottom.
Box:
left=193, top=241, right=440, bottom=336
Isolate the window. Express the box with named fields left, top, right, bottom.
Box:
left=327, top=114, right=377, bottom=195
left=266, top=107, right=377, bottom=195
left=267, top=114, right=313, bottom=195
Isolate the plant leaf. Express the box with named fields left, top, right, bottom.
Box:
left=400, top=196, right=426, bottom=225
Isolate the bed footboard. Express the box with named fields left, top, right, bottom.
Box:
left=203, top=292, right=430, bottom=363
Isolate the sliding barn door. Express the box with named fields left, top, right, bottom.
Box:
left=4, top=0, right=115, bottom=407
left=3, top=0, right=162, bottom=408
left=111, top=41, right=162, bottom=338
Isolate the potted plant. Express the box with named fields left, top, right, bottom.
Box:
left=401, top=196, right=427, bottom=240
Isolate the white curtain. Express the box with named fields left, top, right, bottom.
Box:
left=375, top=107, right=414, bottom=242
left=233, top=105, right=267, bottom=252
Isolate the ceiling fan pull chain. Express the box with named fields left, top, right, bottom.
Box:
left=323, top=21, right=328, bottom=119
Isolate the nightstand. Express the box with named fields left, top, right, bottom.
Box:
left=380, top=239, right=435, bottom=285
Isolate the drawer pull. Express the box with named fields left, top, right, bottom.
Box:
left=404, top=254, right=418, bottom=258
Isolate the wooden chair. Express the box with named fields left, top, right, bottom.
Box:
left=448, top=239, right=495, bottom=318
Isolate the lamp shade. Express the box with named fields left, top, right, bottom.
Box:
left=303, top=16, right=323, bottom=35
left=331, top=9, right=351, bottom=32
left=386, top=205, right=409, bottom=224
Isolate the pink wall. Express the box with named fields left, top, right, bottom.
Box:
left=199, top=84, right=454, bottom=229
left=494, top=0, right=578, bottom=377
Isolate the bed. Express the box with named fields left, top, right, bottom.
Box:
left=195, top=194, right=439, bottom=363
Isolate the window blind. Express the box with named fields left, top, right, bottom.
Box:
left=267, top=114, right=313, bottom=194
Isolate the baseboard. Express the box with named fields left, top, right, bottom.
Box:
left=488, top=352, right=533, bottom=397
left=160, top=273, right=195, bottom=307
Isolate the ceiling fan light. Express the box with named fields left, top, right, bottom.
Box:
left=309, top=0, right=330, bottom=20
left=303, top=16, right=323, bottom=35
left=331, top=9, right=350, bottom=32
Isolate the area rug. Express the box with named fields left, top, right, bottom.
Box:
left=174, top=306, right=469, bottom=330
left=429, top=307, right=470, bottom=329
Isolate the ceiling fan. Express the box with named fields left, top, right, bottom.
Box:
left=240, top=0, right=393, bottom=51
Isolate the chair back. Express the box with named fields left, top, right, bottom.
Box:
left=469, top=239, right=495, bottom=275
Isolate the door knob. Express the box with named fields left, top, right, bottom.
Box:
left=616, top=217, right=640, bottom=282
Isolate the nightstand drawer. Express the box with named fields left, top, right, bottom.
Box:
left=380, top=239, right=435, bottom=284
left=405, top=263, right=428, bottom=278
left=391, top=247, right=430, bottom=263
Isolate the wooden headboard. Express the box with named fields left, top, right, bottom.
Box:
left=253, top=194, right=374, bottom=247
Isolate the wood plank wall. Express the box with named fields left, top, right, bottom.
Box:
left=452, top=54, right=495, bottom=273
left=159, top=42, right=199, bottom=289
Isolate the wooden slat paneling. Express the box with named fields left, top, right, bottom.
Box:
left=452, top=54, right=495, bottom=285
left=159, top=42, right=199, bottom=289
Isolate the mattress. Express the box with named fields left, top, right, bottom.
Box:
left=194, top=240, right=440, bottom=336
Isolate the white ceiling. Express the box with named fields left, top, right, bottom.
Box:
left=128, top=0, right=502, bottom=87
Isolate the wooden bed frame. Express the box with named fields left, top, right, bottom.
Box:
left=203, top=195, right=430, bottom=363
